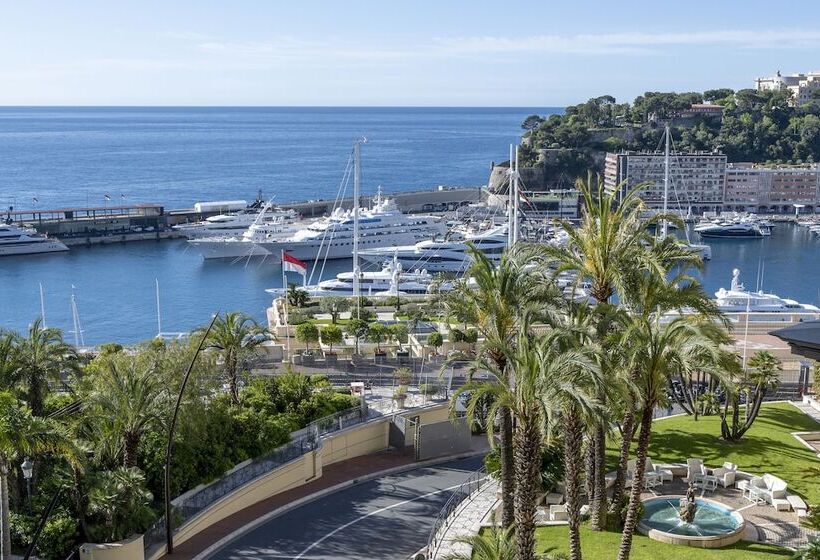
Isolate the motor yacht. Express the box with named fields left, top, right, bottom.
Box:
left=0, top=223, right=69, bottom=257
left=714, top=268, right=820, bottom=312
left=697, top=222, right=766, bottom=238
left=173, top=207, right=299, bottom=239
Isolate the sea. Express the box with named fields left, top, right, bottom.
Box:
left=1, top=107, right=819, bottom=344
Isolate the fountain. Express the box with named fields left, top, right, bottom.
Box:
left=639, top=491, right=746, bottom=548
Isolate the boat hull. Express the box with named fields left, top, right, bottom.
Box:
left=0, top=240, right=69, bottom=257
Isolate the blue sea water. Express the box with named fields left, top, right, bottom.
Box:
left=1, top=107, right=819, bottom=344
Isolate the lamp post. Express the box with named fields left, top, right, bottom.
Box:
left=21, top=457, right=33, bottom=514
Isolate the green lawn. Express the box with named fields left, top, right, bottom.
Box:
left=607, top=402, right=820, bottom=503
left=536, top=526, right=791, bottom=559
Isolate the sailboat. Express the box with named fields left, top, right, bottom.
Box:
left=657, top=125, right=712, bottom=260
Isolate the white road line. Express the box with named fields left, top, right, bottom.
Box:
left=293, top=482, right=465, bottom=559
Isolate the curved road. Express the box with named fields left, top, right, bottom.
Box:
left=207, top=455, right=484, bottom=560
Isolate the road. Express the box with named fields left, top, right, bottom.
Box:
left=206, top=455, right=484, bottom=560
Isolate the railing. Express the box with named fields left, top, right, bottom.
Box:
left=425, top=467, right=488, bottom=559
left=143, top=405, right=369, bottom=552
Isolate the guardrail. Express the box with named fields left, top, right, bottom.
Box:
left=143, top=405, right=370, bottom=552
left=425, top=467, right=488, bottom=559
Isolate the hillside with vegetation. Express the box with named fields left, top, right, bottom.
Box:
left=519, top=88, right=820, bottom=184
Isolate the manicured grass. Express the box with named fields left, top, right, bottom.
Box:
left=607, top=403, right=820, bottom=503
left=536, top=526, right=791, bottom=559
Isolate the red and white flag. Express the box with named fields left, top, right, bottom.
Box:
left=282, top=251, right=307, bottom=276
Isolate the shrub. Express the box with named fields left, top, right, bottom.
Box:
left=393, top=385, right=408, bottom=399
left=394, top=367, right=413, bottom=385
left=295, top=322, right=319, bottom=351
left=390, top=324, right=409, bottom=347
left=287, top=312, right=310, bottom=326
left=463, top=329, right=478, bottom=344
left=427, top=332, right=444, bottom=352
left=99, top=342, right=123, bottom=355
left=449, top=328, right=466, bottom=343
left=419, top=383, right=439, bottom=396
left=35, top=514, right=78, bottom=560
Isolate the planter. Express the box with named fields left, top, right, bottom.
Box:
left=395, top=350, right=410, bottom=363
left=374, top=351, right=387, bottom=364
left=291, top=354, right=303, bottom=365
left=394, top=396, right=408, bottom=409
left=302, top=353, right=316, bottom=366
left=324, top=353, right=338, bottom=366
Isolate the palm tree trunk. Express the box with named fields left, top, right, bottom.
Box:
left=617, top=403, right=654, bottom=560
left=513, top=418, right=540, bottom=560
left=610, top=407, right=636, bottom=510
left=1, top=467, right=10, bottom=560
left=590, top=423, right=607, bottom=530
left=563, top=408, right=584, bottom=560
left=123, top=432, right=140, bottom=468
left=28, top=373, right=44, bottom=417
left=227, top=351, right=239, bottom=405
left=584, top=439, right=595, bottom=499
left=499, top=406, right=515, bottom=529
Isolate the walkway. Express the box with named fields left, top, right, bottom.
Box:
left=205, top=455, right=484, bottom=560
left=430, top=480, right=499, bottom=559
left=794, top=398, right=820, bottom=423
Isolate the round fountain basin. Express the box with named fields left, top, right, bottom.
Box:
left=638, top=496, right=746, bottom=548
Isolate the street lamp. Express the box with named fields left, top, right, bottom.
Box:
left=21, top=457, right=33, bottom=513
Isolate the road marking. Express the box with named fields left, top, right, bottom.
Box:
left=292, top=482, right=464, bottom=559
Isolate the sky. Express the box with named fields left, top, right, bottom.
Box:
left=2, top=0, right=820, bottom=107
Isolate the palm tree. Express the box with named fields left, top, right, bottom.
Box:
left=617, top=310, right=733, bottom=560
left=541, top=175, right=698, bottom=528
left=86, top=357, right=166, bottom=468
left=720, top=350, right=781, bottom=441
left=13, top=318, right=77, bottom=416
left=0, top=333, right=17, bottom=390
left=792, top=539, right=820, bottom=560
left=443, top=516, right=515, bottom=560
left=0, top=391, right=80, bottom=560
left=200, top=312, right=266, bottom=405
left=445, top=245, right=557, bottom=528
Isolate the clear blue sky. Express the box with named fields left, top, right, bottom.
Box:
left=2, top=0, right=819, bottom=106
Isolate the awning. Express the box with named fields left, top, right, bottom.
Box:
left=770, top=320, right=820, bottom=361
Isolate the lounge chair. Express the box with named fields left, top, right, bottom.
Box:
left=645, top=458, right=674, bottom=482
left=710, top=462, right=737, bottom=488
left=684, top=458, right=705, bottom=483
left=749, top=473, right=787, bottom=504
left=626, top=458, right=662, bottom=489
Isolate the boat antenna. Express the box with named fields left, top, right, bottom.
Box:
left=70, top=286, right=85, bottom=348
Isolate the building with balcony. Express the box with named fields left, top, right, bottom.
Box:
left=755, top=70, right=820, bottom=106
left=724, top=164, right=820, bottom=213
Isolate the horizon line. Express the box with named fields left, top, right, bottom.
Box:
left=0, top=104, right=563, bottom=110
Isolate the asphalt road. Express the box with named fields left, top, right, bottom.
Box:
left=207, top=455, right=484, bottom=560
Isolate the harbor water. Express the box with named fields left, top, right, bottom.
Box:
left=1, top=108, right=819, bottom=344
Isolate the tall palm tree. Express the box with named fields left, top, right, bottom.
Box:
left=200, top=312, right=266, bottom=405
left=445, top=245, right=558, bottom=528
left=13, top=318, right=77, bottom=416
left=0, top=391, right=80, bottom=560
left=541, top=174, right=695, bottom=528
left=0, top=333, right=17, bottom=390
left=617, top=307, right=733, bottom=560
left=86, top=356, right=166, bottom=468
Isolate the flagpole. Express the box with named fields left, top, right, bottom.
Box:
left=282, top=251, right=291, bottom=360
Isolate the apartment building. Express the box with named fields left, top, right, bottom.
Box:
left=724, top=164, right=820, bottom=212
left=604, top=151, right=727, bottom=213
left=755, top=70, right=820, bottom=105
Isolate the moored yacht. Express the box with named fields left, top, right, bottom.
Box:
left=173, top=206, right=299, bottom=239
left=697, top=222, right=765, bottom=238
left=257, top=190, right=447, bottom=262
left=714, top=268, right=819, bottom=312
left=358, top=223, right=508, bottom=273
left=0, top=223, right=69, bottom=257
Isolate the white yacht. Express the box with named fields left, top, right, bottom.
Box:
left=266, top=256, right=449, bottom=298
left=173, top=207, right=299, bottom=239
left=187, top=202, right=302, bottom=259
left=697, top=222, right=766, bottom=238
left=358, top=223, right=508, bottom=273
left=714, top=269, right=820, bottom=312
left=0, top=224, right=69, bottom=257
left=257, top=191, right=447, bottom=262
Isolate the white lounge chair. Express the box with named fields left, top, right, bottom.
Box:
left=626, top=459, right=662, bottom=489
left=710, top=462, right=737, bottom=488
left=685, top=458, right=705, bottom=483
left=645, top=458, right=674, bottom=482
left=749, top=473, right=787, bottom=504
left=549, top=504, right=568, bottom=521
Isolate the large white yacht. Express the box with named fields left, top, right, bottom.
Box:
left=714, top=269, right=820, bottom=312
left=257, top=191, right=447, bottom=262
left=358, top=223, right=508, bottom=273
left=173, top=207, right=299, bottom=239
left=0, top=224, right=69, bottom=257
left=266, top=256, right=450, bottom=298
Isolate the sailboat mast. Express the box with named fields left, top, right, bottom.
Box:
left=156, top=278, right=162, bottom=338
left=662, top=125, right=670, bottom=239
left=507, top=144, right=514, bottom=246
left=513, top=145, right=520, bottom=245
left=39, top=283, right=46, bottom=327
left=352, top=140, right=362, bottom=305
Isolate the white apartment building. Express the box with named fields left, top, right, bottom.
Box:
left=604, top=151, right=727, bottom=213
left=755, top=70, right=820, bottom=105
